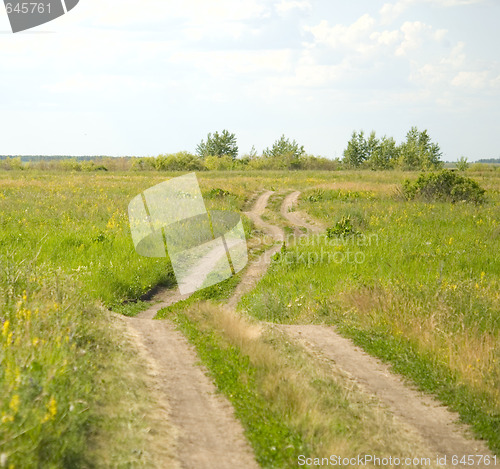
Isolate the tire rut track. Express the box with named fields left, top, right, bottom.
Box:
left=278, top=190, right=494, bottom=466
left=118, top=192, right=280, bottom=469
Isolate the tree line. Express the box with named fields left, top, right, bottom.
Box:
left=342, top=127, right=443, bottom=170
left=2, top=127, right=495, bottom=172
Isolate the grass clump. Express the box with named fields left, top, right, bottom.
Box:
left=402, top=170, right=486, bottom=204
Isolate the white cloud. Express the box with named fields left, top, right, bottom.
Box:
left=275, top=0, right=312, bottom=14
left=304, top=14, right=376, bottom=52
left=408, top=37, right=500, bottom=97
left=380, top=0, right=485, bottom=24
left=169, top=49, right=293, bottom=79
left=411, top=63, right=447, bottom=86
left=380, top=2, right=409, bottom=24
left=440, top=41, right=466, bottom=67
left=370, top=29, right=402, bottom=46
left=451, top=71, right=491, bottom=89
left=79, top=0, right=270, bottom=27
left=42, top=74, right=168, bottom=94
left=395, top=21, right=434, bottom=56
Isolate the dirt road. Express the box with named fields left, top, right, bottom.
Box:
left=118, top=189, right=493, bottom=468
left=119, top=193, right=280, bottom=469
left=279, top=191, right=494, bottom=466
left=281, top=191, right=324, bottom=235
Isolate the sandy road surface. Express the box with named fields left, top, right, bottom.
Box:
left=118, top=193, right=280, bottom=469
left=281, top=191, right=324, bottom=235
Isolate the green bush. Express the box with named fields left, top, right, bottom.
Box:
left=131, top=152, right=205, bottom=171
left=402, top=170, right=486, bottom=204
left=326, top=215, right=360, bottom=238
left=0, top=157, right=25, bottom=170
left=204, top=155, right=235, bottom=171
left=204, top=188, right=231, bottom=198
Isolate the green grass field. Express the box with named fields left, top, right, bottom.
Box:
left=241, top=171, right=500, bottom=454
left=1, top=169, right=499, bottom=466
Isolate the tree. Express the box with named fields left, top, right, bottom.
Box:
left=367, top=136, right=399, bottom=170
left=456, top=156, right=470, bottom=171
left=397, top=127, right=443, bottom=170
left=262, top=135, right=306, bottom=169
left=342, top=131, right=370, bottom=167
left=263, top=135, right=305, bottom=160
left=196, top=130, right=238, bottom=159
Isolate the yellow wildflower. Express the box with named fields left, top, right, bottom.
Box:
left=1, top=320, right=9, bottom=338
left=43, top=397, right=57, bottom=422
left=1, top=414, right=14, bottom=424
left=9, top=395, right=20, bottom=414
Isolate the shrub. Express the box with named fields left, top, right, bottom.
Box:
left=0, top=157, right=25, bottom=170
left=204, top=155, right=235, bottom=171
left=81, top=161, right=108, bottom=171
left=456, top=156, right=469, bottom=172
left=204, top=188, right=231, bottom=198
left=132, top=152, right=205, bottom=171
left=469, top=163, right=496, bottom=172
left=402, top=170, right=486, bottom=204
left=326, top=215, right=360, bottom=238
left=301, top=155, right=339, bottom=171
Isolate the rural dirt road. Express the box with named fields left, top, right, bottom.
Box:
left=119, top=193, right=281, bottom=469
left=119, top=189, right=493, bottom=468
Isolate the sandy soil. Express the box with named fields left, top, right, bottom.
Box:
left=227, top=191, right=283, bottom=309
left=281, top=191, right=324, bottom=235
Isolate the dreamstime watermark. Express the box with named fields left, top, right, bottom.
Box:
left=128, top=173, right=248, bottom=295
left=3, top=0, right=79, bottom=33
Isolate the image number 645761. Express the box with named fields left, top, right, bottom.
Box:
left=5, top=3, right=51, bottom=14
left=3, top=0, right=80, bottom=33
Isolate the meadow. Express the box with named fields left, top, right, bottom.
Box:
left=0, top=171, right=258, bottom=466
left=240, top=170, right=500, bottom=454
left=0, top=168, right=499, bottom=466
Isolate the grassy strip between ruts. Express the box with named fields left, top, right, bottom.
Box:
left=160, top=301, right=438, bottom=469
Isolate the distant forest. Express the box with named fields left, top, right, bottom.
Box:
left=0, top=155, right=131, bottom=162
left=2, top=155, right=499, bottom=164
left=477, top=158, right=500, bottom=164
left=1, top=155, right=499, bottom=164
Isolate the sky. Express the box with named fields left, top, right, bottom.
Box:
left=0, top=0, right=499, bottom=161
